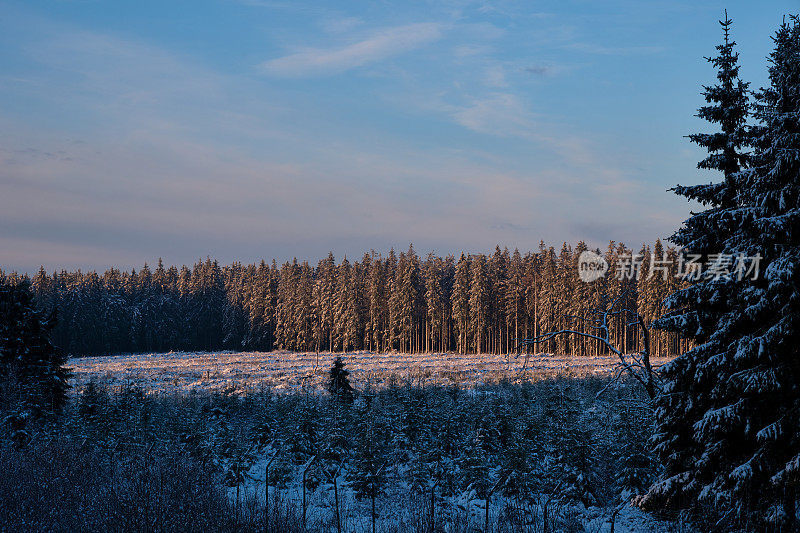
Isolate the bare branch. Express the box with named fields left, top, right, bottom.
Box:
left=517, top=289, right=663, bottom=400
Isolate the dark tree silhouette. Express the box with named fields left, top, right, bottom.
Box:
left=327, top=356, right=354, bottom=403
left=0, top=277, right=70, bottom=434
left=641, top=15, right=800, bottom=530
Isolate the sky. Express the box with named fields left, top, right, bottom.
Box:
left=0, top=0, right=796, bottom=273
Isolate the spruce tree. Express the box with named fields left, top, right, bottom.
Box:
left=0, top=278, right=70, bottom=424
left=686, top=10, right=752, bottom=207
left=275, top=260, right=299, bottom=350
left=318, top=252, right=337, bottom=351
left=642, top=16, right=800, bottom=529
left=424, top=254, right=444, bottom=353
left=451, top=254, right=471, bottom=354
left=537, top=245, right=558, bottom=354
left=469, top=254, right=488, bottom=354
left=506, top=249, right=525, bottom=350
left=366, top=255, right=387, bottom=352
left=554, top=243, right=573, bottom=355
left=348, top=390, right=388, bottom=533
left=524, top=248, right=542, bottom=349
left=334, top=258, right=359, bottom=352
left=328, top=356, right=354, bottom=404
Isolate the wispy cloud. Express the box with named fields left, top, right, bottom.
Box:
left=260, top=23, right=443, bottom=77
left=451, top=93, right=534, bottom=138
left=321, top=16, right=363, bottom=34
left=565, top=42, right=665, bottom=55
left=484, top=64, right=508, bottom=87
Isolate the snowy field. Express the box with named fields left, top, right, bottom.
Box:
left=67, top=350, right=675, bottom=394
left=65, top=350, right=689, bottom=532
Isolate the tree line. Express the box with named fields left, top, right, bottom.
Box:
left=2, top=240, right=689, bottom=357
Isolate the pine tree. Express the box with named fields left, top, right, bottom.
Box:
left=0, top=278, right=70, bottom=424
left=244, top=261, right=270, bottom=349
left=275, top=259, right=302, bottom=351
left=452, top=254, right=471, bottom=355
left=554, top=243, right=573, bottom=355
left=469, top=255, right=489, bottom=354
left=488, top=246, right=508, bottom=354
left=334, top=258, right=360, bottom=352
left=687, top=10, right=752, bottom=208
left=424, top=254, right=444, bottom=353
left=636, top=243, right=652, bottom=354
left=391, top=246, right=420, bottom=353
left=366, top=254, right=387, bottom=352
left=348, top=389, right=388, bottom=533
left=328, top=356, right=354, bottom=404
left=505, top=249, right=525, bottom=351
left=642, top=16, right=800, bottom=529
left=316, top=252, right=337, bottom=351
left=537, top=245, right=558, bottom=354
left=440, top=255, right=455, bottom=353
left=571, top=241, right=593, bottom=356
left=523, top=249, right=542, bottom=351
left=222, top=263, right=247, bottom=350
left=24, top=242, right=688, bottom=358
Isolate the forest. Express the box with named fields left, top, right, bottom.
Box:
left=4, top=240, right=689, bottom=358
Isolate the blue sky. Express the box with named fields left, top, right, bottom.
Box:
left=0, top=0, right=795, bottom=273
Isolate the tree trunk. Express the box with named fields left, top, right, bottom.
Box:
left=485, top=494, right=490, bottom=533
left=265, top=464, right=269, bottom=532
left=302, top=471, right=308, bottom=529
left=430, top=485, right=436, bottom=531
left=333, top=475, right=341, bottom=533
left=784, top=483, right=797, bottom=532
left=371, top=491, right=376, bottom=533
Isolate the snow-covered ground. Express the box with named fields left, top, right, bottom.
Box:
left=67, top=350, right=689, bottom=531
left=67, top=350, right=674, bottom=394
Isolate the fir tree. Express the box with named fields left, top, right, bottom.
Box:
left=348, top=390, right=388, bottom=533
left=505, top=248, right=525, bottom=351
left=316, top=252, right=337, bottom=351
left=451, top=254, right=471, bottom=355
left=328, top=356, right=354, bottom=404
left=366, top=254, right=387, bottom=353
left=642, top=16, right=800, bottom=529
left=686, top=10, right=751, bottom=207
left=424, top=254, right=444, bottom=353
left=469, top=254, right=489, bottom=354
left=0, top=278, right=70, bottom=423
left=538, top=245, right=558, bottom=354
left=554, top=243, right=573, bottom=355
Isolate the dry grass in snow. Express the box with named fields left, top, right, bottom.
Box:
left=68, top=350, right=674, bottom=394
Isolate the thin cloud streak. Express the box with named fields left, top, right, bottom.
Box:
left=564, top=42, right=666, bottom=55
left=259, top=23, right=444, bottom=77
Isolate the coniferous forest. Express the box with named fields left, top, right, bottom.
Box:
left=3, top=240, right=689, bottom=358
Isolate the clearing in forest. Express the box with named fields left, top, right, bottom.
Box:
left=68, top=350, right=674, bottom=394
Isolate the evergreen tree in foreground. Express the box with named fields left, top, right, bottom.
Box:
left=0, top=277, right=70, bottom=428
left=348, top=390, right=388, bottom=533
left=687, top=10, right=752, bottom=207
left=328, top=356, right=354, bottom=403
left=642, top=16, right=800, bottom=529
